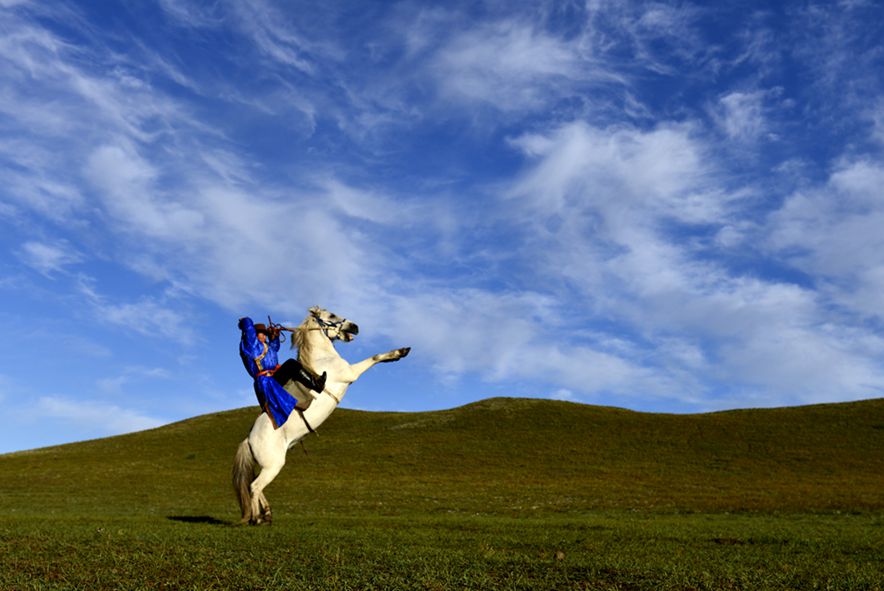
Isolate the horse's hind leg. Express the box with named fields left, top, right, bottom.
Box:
left=246, top=416, right=287, bottom=525
left=249, top=459, right=284, bottom=525
left=257, top=491, right=272, bottom=524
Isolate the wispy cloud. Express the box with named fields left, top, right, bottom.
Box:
left=584, top=0, right=711, bottom=76
left=36, top=395, right=164, bottom=435
left=97, top=366, right=171, bottom=394
left=767, top=158, right=884, bottom=323
left=157, top=0, right=223, bottom=28
left=872, top=101, right=884, bottom=145
left=84, top=143, right=206, bottom=241
left=17, top=240, right=82, bottom=277
left=2, top=0, right=884, bottom=456
left=500, top=117, right=884, bottom=405
left=76, top=275, right=193, bottom=340
left=226, top=0, right=319, bottom=73
left=714, top=90, right=770, bottom=142
left=431, top=20, right=599, bottom=112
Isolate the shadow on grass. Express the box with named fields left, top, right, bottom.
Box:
left=166, top=515, right=231, bottom=526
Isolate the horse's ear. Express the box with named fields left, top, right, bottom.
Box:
left=308, top=306, right=322, bottom=316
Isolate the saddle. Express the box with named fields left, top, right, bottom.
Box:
left=282, top=379, right=315, bottom=411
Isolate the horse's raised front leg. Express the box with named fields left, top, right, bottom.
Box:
left=347, top=347, right=411, bottom=380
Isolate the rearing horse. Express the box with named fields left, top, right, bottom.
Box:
left=233, top=306, right=410, bottom=524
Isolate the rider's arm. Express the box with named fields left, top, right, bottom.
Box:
left=238, top=317, right=258, bottom=349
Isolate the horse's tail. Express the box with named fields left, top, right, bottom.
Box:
left=232, top=438, right=256, bottom=522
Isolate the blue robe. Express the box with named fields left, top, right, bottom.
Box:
left=239, top=317, right=298, bottom=429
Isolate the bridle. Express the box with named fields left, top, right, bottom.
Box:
left=298, top=314, right=348, bottom=405
left=311, top=315, right=346, bottom=340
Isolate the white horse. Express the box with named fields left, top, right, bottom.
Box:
left=233, top=306, right=410, bottom=525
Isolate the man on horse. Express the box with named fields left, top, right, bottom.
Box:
left=238, top=316, right=327, bottom=429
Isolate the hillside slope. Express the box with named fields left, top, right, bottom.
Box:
left=1, top=397, right=883, bottom=518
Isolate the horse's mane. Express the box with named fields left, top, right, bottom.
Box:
left=289, top=318, right=311, bottom=350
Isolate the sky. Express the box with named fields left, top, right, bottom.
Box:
left=1, top=0, right=884, bottom=453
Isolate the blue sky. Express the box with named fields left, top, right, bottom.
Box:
left=2, top=0, right=884, bottom=453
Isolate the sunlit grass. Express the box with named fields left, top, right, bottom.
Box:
left=1, top=397, right=882, bottom=589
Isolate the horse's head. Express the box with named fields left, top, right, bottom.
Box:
left=308, top=306, right=359, bottom=342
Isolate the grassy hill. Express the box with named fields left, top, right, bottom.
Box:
left=2, top=397, right=883, bottom=590
left=2, top=396, right=882, bottom=517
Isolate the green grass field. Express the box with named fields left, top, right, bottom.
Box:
left=2, top=397, right=883, bottom=590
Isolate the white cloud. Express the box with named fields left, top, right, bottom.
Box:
left=18, top=240, right=82, bottom=277
left=97, top=366, right=171, bottom=394
left=324, top=178, right=417, bottom=225
left=85, top=143, right=206, bottom=240
left=716, top=90, right=768, bottom=141
left=551, top=388, right=575, bottom=401
left=157, top=0, right=223, bottom=28
left=80, top=144, right=402, bottom=318
left=430, top=20, right=616, bottom=113
left=767, top=158, right=884, bottom=321
left=372, top=286, right=688, bottom=404
left=584, top=0, right=709, bottom=76
left=227, top=0, right=318, bottom=73
left=507, top=120, right=724, bottom=264
left=393, top=289, right=557, bottom=376
left=0, top=4, right=202, bottom=234
left=160, top=0, right=346, bottom=78
left=0, top=5, right=372, bottom=323
left=76, top=277, right=192, bottom=340
left=36, top=395, right=164, bottom=435
left=0, top=18, right=181, bottom=143
left=500, top=118, right=884, bottom=405
left=871, top=101, right=884, bottom=145
left=3, top=0, right=883, bottom=426
left=101, top=298, right=191, bottom=339
left=187, top=185, right=388, bottom=312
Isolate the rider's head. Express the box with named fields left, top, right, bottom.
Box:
left=254, top=323, right=268, bottom=342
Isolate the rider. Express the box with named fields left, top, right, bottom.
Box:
left=238, top=316, right=327, bottom=429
